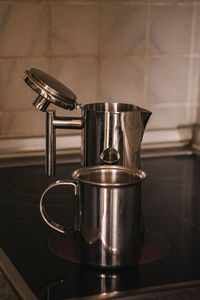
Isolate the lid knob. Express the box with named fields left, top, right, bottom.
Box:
left=23, top=68, right=77, bottom=111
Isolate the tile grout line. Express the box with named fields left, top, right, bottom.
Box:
left=1, top=54, right=200, bottom=60
left=143, top=2, right=151, bottom=108
left=0, top=102, right=190, bottom=114
left=0, top=0, right=199, bottom=6
left=48, top=0, right=54, bottom=73
left=45, top=1, right=100, bottom=5
left=48, top=0, right=52, bottom=61
left=186, top=2, right=197, bottom=124
left=97, top=0, right=102, bottom=100
left=0, top=1, right=100, bottom=5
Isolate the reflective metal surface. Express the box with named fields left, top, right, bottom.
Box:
left=72, top=165, right=146, bottom=186
left=46, top=111, right=83, bottom=176
left=40, top=165, right=147, bottom=268
left=41, top=267, right=140, bottom=299
left=23, top=69, right=151, bottom=176
left=81, top=103, right=151, bottom=170
left=45, top=103, right=151, bottom=175
left=24, top=68, right=77, bottom=111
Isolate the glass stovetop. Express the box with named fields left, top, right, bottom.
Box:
left=1, top=154, right=200, bottom=299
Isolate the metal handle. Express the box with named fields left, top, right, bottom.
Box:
left=40, top=180, right=78, bottom=233
left=46, top=111, right=83, bottom=176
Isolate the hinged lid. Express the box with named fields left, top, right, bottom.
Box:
left=24, top=68, right=77, bottom=111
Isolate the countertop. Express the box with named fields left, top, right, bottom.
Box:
left=0, top=248, right=37, bottom=300
left=1, top=148, right=200, bottom=299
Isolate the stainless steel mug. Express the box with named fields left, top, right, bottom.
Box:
left=40, top=165, right=147, bottom=268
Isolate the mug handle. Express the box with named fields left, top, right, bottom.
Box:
left=40, top=180, right=78, bottom=234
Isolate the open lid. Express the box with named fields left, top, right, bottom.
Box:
left=23, top=68, right=77, bottom=111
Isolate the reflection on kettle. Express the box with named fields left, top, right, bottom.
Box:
left=100, top=148, right=120, bottom=165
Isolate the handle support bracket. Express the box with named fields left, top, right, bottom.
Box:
left=46, top=110, right=83, bottom=176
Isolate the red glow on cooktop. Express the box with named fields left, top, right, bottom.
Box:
left=48, top=230, right=169, bottom=266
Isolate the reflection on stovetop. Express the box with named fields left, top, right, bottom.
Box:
left=1, top=155, right=200, bottom=299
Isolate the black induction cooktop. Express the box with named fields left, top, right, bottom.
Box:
left=1, top=154, right=200, bottom=299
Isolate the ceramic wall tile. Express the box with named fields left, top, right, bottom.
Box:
left=120, top=0, right=149, bottom=2
left=101, top=4, right=147, bottom=55
left=100, top=0, right=149, bottom=4
left=147, top=57, right=189, bottom=104
left=0, top=0, right=199, bottom=143
left=149, top=0, right=194, bottom=3
left=51, top=4, right=99, bottom=56
left=149, top=5, right=192, bottom=54
left=52, top=0, right=99, bottom=3
left=147, top=105, right=187, bottom=129
left=194, top=6, right=200, bottom=54
left=0, top=113, right=2, bottom=136
left=0, top=59, right=48, bottom=111
left=0, top=0, right=48, bottom=2
left=100, top=57, right=145, bottom=105
left=0, top=3, right=49, bottom=57
left=0, top=63, right=3, bottom=110
left=48, top=57, right=98, bottom=103
left=188, top=104, right=198, bottom=125
left=1, top=110, right=45, bottom=137
left=195, top=105, right=200, bottom=124
left=190, top=58, right=200, bottom=104
left=189, top=57, right=200, bottom=123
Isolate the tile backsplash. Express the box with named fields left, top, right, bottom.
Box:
left=0, top=0, right=200, bottom=152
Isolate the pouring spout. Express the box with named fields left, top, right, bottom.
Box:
left=140, top=109, right=152, bottom=129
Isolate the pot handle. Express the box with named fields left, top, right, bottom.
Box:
left=46, top=111, right=83, bottom=176
left=40, top=180, right=78, bottom=234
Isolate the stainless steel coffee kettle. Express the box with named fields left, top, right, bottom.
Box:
left=24, top=68, right=151, bottom=176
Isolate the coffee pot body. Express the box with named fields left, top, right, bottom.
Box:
left=24, top=69, right=151, bottom=174
left=81, top=102, right=151, bottom=169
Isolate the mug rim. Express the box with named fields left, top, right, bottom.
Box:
left=72, top=165, right=147, bottom=187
